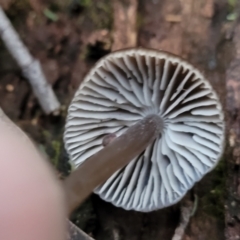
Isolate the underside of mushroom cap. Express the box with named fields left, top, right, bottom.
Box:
left=64, top=48, right=225, bottom=212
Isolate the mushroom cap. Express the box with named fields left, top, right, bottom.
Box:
left=64, top=48, right=225, bottom=212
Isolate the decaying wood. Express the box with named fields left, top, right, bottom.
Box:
left=0, top=6, right=60, bottom=114
left=64, top=114, right=163, bottom=215
left=165, top=14, right=182, bottom=23
left=225, top=17, right=240, bottom=240
left=103, top=0, right=227, bottom=239
left=112, top=0, right=137, bottom=51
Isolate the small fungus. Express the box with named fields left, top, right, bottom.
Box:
left=64, top=48, right=225, bottom=212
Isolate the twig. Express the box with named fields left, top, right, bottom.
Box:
left=172, top=195, right=198, bottom=240
left=67, top=220, right=94, bottom=240
left=0, top=6, right=60, bottom=114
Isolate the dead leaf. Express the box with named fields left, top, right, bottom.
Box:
left=5, top=84, right=14, bottom=92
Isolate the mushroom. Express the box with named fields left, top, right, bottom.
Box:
left=64, top=48, right=225, bottom=212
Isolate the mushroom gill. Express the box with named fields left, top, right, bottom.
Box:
left=64, top=48, right=225, bottom=212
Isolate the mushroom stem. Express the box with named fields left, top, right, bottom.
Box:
left=63, top=114, right=163, bottom=214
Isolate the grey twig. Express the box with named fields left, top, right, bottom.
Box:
left=172, top=195, right=198, bottom=240
left=0, top=6, right=60, bottom=114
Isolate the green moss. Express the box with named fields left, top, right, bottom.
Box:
left=51, top=140, right=61, bottom=167
left=77, top=0, right=92, bottom=8
left=43, top=8, right=59, bottom=22
left=41, top=130, right=62, bottom=167
left=79, top=46, right=90, bottom=60
left=136, top=13, right=144, bottom=30
left=42, top=130, right=51, bottom=139
left=200, top=157, right=226, bottom=218
left=40, top=125, right=71, bottom=176
left=227, top=0, right=238, bottom=21
left=228, top=0, right=237, bottom=8
left=90, top=2, right=113, bottom=29
left=48, top=1, right=63, bottom=12
left=77, top=0, right=113, bottom=30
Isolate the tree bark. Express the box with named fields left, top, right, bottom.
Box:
left=225, top=15, right=240, bottom=240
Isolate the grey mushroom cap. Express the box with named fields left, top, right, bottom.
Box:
left=64, top=48, right=225, bottom=212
